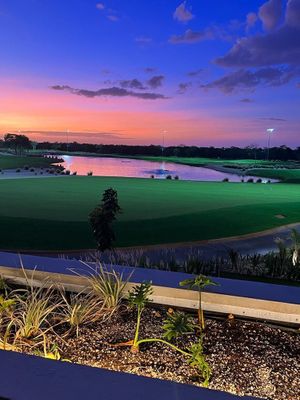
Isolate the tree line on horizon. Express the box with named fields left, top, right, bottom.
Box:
left=1, top=134, right=300, bottom=161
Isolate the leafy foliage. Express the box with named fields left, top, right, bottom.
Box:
left=180, top=275, right=217, bottom=330
left=127, top=281, right=152, bottom=352
left=128, top=281, right=153, bottom=309
left=162, top=311, right=195, bottom=341
left=187, top=337, right=211, bottom=387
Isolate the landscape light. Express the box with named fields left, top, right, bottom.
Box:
left=266, top=128, right=275, bottom=160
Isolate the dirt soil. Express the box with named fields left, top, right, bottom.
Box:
left=44, top=306, right=300, bottom=400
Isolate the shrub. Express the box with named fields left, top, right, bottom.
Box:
left=87, top=171, right=93, bottom=176
left=166, top=175, right=172, bottom=180
left=222, top=178, right=229, bottom=182
left=16, top=169, right=21, bottom=173
left=72, top=171, right=77, bottom=175
left=174, top=175, right=179, bottom=180
left=150, top=175, right=155, bottom=179
left=162, top=311, right=195, bottom=341
left=85, top=264, right=128, bottom=309
left=30, top=168, right=35, bottom=172
left=23, top=165, right=29, bottom=170
left=65, top=170, right=70, bottom=175
left=247, top=178, right=254, bottom=183
left=256, top=178, right=262, bottom=183
left=7, top=284, right=61, bottom=345
left=59, top=291, right=107, bottom=337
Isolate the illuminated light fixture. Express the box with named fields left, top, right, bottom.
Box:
left=266, top=128, right=275, bottom=160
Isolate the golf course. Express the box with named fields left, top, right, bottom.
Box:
left=0, top=155, right=58, bottom=170
left=1, top=176, right=300, bottom=251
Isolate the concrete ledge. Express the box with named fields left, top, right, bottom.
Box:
left=0, top=350, right=260, bottom=400
left=0, top=251, right=299, bottom=325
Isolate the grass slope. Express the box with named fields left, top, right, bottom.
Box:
left=0, top=176, right=300, bottom=250
left=249, top=168, right=300, bottom=182
left=0, top=155, right=56, bottom=169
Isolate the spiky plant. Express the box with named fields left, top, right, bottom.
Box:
left=87, top=265, right=128, bottom=309
left=59, top=291, right=108, bottom=337
left=162, top=311, right=195, bottom=341
left=180, top=275, right=217, bottom=330
left=8, top=285, right=61, bottom=345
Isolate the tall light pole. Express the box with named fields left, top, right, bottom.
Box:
left=161, top=130, right=167, bottom=172
left=66, top=129, right=69, bottom=152
left=266, top=128, right=275, bottom=160
left=161, top=130, right=167, bottom=157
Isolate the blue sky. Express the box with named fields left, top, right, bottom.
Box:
left=0, top=0, right=299, bottom=146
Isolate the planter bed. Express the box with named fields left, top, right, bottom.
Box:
left=0, top=252, right=299, bottom=399
left=1, top=297, right=299, bottom=399
left=42, top=306, right=299, bottom=400
left=0, top=350, right=258, bottom=400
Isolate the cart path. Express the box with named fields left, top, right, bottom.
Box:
left=19, top=222, right=300, bottom=262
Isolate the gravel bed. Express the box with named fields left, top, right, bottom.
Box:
left=40, top=306, right=300, bottom=400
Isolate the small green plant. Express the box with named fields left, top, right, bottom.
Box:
left=187, top=336, right=211, bottom=387
left=0, top=296, right=15, bottom=314
left=162, top=311, right=195, bottom=341
left=127, top=281, right=153, bottom=352
left=86, top=264, right=128, bottom=309
left=113, top=281, right=211, bottom=386
left=59, top=291, right=107, bottom=337
left=180, top=275, right=217, bottom=330
left=35, top=335, right=70, bottom=361
left=8, top=284, right=61, bottom=345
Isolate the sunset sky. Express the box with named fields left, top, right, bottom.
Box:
left=0, top=0, right=299, bottom=146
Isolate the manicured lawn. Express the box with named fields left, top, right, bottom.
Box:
left=248, top=168, right=300, bottom=182
left=1, top=176, right=300, bottom=250
left=120, top=155, right=298, bottom=169
left=0, top=155, right=57, bottom=169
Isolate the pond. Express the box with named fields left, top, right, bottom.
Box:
left=58, top=155, right=274, bottom=182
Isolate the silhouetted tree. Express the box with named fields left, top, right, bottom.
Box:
left=89, top=188, right=122, bottom=251
left=4, top=133, right=31, bottom=155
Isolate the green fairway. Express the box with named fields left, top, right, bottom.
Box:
left=248, top=168, right=300, bottom=182
left=0, top=155, right=57, bottom=170
left=0, top=176, right=300, bottom=250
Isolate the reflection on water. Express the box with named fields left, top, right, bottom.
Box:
left=59, top=155, right=275, bottom=182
